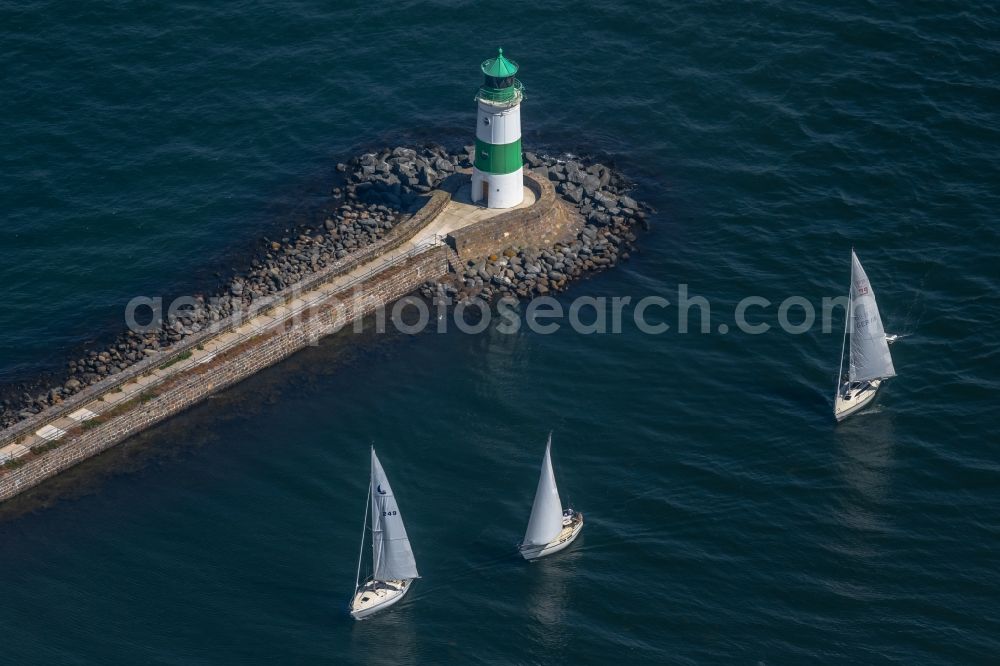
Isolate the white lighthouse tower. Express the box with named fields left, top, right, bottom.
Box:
left=471, top=48, right=524, bottom=209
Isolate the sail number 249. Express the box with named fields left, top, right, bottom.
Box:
left=383, top=510, right=397, bottom=517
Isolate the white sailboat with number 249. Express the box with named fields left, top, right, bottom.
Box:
left=519, top=434, right=583, bottom=561
left=349, top=447, right=419, bottom=620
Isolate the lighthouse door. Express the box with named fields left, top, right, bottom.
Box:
left=482, top=180, right=489, bottom=206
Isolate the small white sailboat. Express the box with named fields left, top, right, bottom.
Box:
left=834, top=249, right=897, bottom=422
left=519, top=434, right=583, bottom=561
left=349, top=447, right=420, bottom=620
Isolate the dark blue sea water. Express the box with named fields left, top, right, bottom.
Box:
left=2, top=1, right=999, bottom=663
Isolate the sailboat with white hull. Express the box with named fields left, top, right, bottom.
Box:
left=834, top=249, right=897, bottom=422
left=519, top=434, right=583, bottom=561
left=349, top=448, right=419, bottom=620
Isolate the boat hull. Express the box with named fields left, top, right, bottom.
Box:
left=834, top=379, right=882, bottom=422
left=349, top=578, right=412, bottom=620
left=520, top=512, right=583, bottom=561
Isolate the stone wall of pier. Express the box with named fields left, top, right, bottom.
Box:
left=0, top=247, right=448, bottom=502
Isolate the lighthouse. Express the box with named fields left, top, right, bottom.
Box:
left=471, top=48, right=524, bottom=209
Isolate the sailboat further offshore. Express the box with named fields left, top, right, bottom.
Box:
left=348, top=447, right=419, bottom=620
left=834, top=249, right=897, bottom=422
left=519, top=434, right=583, bottom=561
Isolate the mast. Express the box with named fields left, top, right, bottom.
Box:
left=836, top=250, right=853, bottom=399
left=369, top=447, right=383, bottom=577
left=354, top=451, right=373, bottom=592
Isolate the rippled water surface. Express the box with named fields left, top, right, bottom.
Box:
left=1, top=0, right=998, bottom=663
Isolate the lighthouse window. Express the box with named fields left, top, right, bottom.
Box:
left=482, top=117, right=490, bottom=125
left=486, top=75, right=515, bottom=89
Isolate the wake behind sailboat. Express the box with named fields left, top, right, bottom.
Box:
left=349, top=447, right=420, bottom=620
left=834, top=249, right=897, bottom=422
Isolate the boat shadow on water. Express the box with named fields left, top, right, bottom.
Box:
left=831, top=413, right=898, bottom=537
left=526, top=549, right=582, bottom=649
left=347, top=604, right=418, bottom=659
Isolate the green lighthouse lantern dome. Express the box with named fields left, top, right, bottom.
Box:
left=476, top=47, right=524, bottom=105
left=481, top=47, right=519, bottom=83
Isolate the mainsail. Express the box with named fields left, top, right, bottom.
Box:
left=848, top=250, right=896, bottom=383
left=370, top=449, right=419, bottom=581
left=523, top=435, right=563, bottom=548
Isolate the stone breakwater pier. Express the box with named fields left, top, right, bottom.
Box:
left=0, top=144, right=650, bottom=503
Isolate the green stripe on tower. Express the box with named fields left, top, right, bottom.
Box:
left=474, top=138, right=522, bottom=175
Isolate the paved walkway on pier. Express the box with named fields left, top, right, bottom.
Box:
left=431, top=183, right=536, bottom=237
